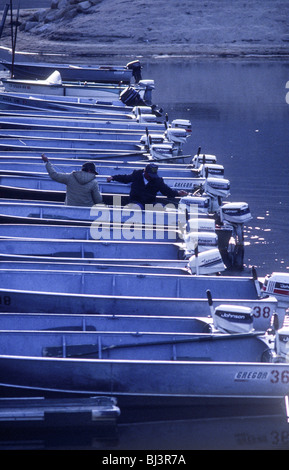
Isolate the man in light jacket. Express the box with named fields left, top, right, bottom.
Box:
left=41, top=154, right=102, bottom=206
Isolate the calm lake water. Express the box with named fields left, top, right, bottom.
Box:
left=144, top=58, right=289, bottom=279
left=0, top=58, right=289, bottom=451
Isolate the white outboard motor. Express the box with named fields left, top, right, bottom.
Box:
left=165, top=128, right=188, bottom=145
left=171, top=119, right=192, bottom=135
left=201, top=177, right=230, bottom=213
left=274, top=326, right=289, bottom=362
left=184, top=231, right=218, bottom=255
left=136, top=79, right=155, bottom=104
left=221, top=202, right=252, bottom=225
left=191, top=152, right=217, bottom=169
left=187, top=217, right=216, bottom=233
left=198, top=163, right=225, bottom=179
left=213, top=305, right=254, bottom=334
left=206, top=290, right=254, bottom=334
left=204, top=177, right=230, bottom=199
left=179, top=195, right=210, bottom=216
left=187, top=248, right=225, bottom=275
left=262, top=273, right=289, bottom=308
left=149, top=143, right=175, bottom=160
left=140, top=133, right=165, bottom=148
left=137, top=113, right=157, bottom=123
left=133, top=106, right=153, bottom=116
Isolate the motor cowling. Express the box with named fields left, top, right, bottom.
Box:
left=275, top=327, right=289, bottom=362
left=120, top=87, right=145, bottom=107
left=149, top=143, right=174, bottom=160
left=165, top=128, right=188, bottom=145
left=133, top=106, right=153, bottom=115
left=187, top=248, right=225, bottom=275
left=262, top=273, right=289, bottom=306
left=137, top=80, right=155, bottom=90
left=191, top=153, right=217, bottom=168
left=140, top=133, right=165, bottom=146
left=213, top=305, right=254, bottom=334
left=204, top=177, right=230, bottom=199
left=187, top=217, right=216, bottom=232
left=171, top=119, right=192, bottom=134
left=221, top=202, right=252, bottom=225
left=184, top=231, right=218, bottom=254
left=179, top=195, right=210, bottom=215
left=198, top=163, right=225, bottom=178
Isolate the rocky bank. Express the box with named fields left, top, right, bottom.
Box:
left=1, top=0, right=289, bottom=63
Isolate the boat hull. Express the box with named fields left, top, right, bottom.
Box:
left=0, top=354, right=288, bottom=401
left=1, top=61, right=135, bottom=83
left=0, top=280, right=279, bottom=331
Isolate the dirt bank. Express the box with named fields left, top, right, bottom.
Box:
left=1, top=0, right=289, bottom=63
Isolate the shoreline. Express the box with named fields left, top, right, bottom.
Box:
left=2, top=38, right=289, bottom=65
left=1, top=2, right=289, bottom=65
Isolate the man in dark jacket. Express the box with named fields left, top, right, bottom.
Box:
left=107, top=163, right=187, bottom=208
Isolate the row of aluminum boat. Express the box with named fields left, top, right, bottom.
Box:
left=0, top=58, right=289, bottom=412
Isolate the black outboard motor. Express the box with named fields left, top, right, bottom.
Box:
left=120, top=87, right=146, bottom=107
left=126, top=60, right=142, bottom=83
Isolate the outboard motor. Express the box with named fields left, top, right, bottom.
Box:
left=126, top=60, right=142, bottom=83
left=187, top=217, right=216, bottom=233
left=120, top=87, right=146, bottom=107
left=274, top=326, right=289, bottom=362
left=198, top=163, right=225, bottom=179
left=204, top=177, right=230, bottom=207
left=137, top=79, right=155, bottom=105
left=221, top=202, right=252, bottom=225
left=149, top=143, right=175, bottom=160
left=140, top=133, right=165, bottom=149
left=191, top=149, right=217, bottom=169
left=213, top=305, right=254, bottom=334
left=187, top=248, right=225, bottom=275
left=207, top=290, right=254, bottom=334
left=262, top=273, right=289, bottom=309
left=165, top=127, right=188, bottom=146
left=183, top=231, right=218, bottom=255
left=220, top=201, right=252, bottom=270
left=179, top=195, right=211, bottom=216
left=170, top=119, right=192, bottom=135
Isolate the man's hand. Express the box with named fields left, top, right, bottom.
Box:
left=41, top=153, right=48, bottom=163
left=178, top=190, right=188, bottom=197
left=106, top=176, right=113, bottom=182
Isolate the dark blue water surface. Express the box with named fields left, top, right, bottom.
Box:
left=144, top=59, right=289, bottom=278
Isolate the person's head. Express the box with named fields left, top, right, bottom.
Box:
left=144, top=163, right=158, bottom=181
left=81, top=162, right=98, bottom=175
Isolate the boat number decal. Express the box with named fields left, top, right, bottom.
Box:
left=235, top=369, right=289, bottom=384
left=252, top=306, right=271, bottom=318
left=270, top=370, right=289, bottom=384
left=0, top=296, right=11, bottom=306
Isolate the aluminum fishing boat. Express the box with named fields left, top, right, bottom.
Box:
left=0, top=326, right=287, bottom=406
left=1, top=59, right=142, bottom=83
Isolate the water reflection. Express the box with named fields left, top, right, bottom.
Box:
left=2, top=412, right=289, bottom=450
